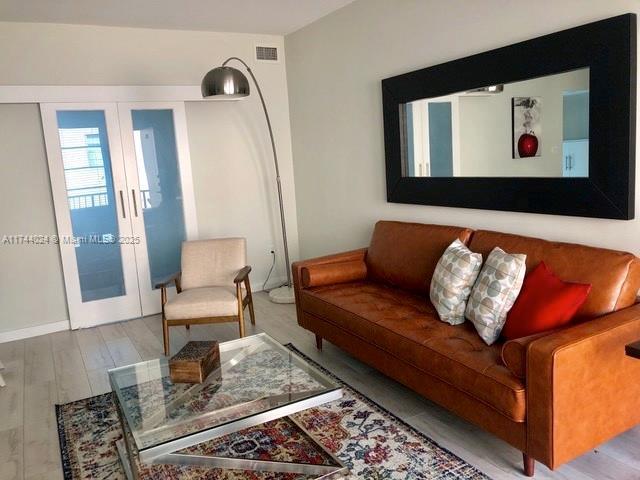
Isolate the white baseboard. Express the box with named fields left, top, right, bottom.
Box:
left=0, top=275, right=288, bottom=344
left=0, top=320, right=69, bottom=344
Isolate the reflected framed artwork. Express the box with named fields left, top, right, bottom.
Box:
left=512, top=97, right=542, bottom=159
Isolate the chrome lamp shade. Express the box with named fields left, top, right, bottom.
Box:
left=201, top=66, right=250, bottom=99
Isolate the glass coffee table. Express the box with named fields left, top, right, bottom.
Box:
left=108, top=333, right=347, bottom=479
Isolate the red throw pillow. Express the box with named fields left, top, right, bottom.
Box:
left=501, top=261, right=591, bottom=340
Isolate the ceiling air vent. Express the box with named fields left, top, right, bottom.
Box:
left=256, top=46, right=278, bottom=62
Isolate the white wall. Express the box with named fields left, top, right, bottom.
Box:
left=285, top=0, right=640, bottom=259
left=184, top=100, right=297, bottom=287
left=458, top=69, right=589, bottom=177
left=0, top=22, right=298, bottom=336
left=0, top=104, right=69, bottom=334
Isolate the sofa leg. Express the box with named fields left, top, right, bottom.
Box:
left=315, top=334, right=323, bottom=351
left=523, top=453, right=535, bottom=477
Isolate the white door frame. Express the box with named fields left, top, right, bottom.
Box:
left=117, top=102, right=198, bottom=315
left=411, top=95, right=461, bottom=177
left=0, top=85, right=202, bottom=104
left=40, top=103, right=143, bottom=329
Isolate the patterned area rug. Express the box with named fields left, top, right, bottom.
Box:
left=56, top=344, right=491, bottom=479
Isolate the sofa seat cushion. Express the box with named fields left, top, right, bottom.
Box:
left=300, top=281, right=526, bottom=422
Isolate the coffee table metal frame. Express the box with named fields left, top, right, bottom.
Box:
left=109, top=333, right=347, bottom=479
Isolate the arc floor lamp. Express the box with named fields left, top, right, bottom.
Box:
left=201, top=57, right=294, bottom=304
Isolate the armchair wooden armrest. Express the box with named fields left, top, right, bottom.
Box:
left=233, top=266, right=255, bottom=332
left=156, top=272, right=182, bottom=307
left=234, top=265, right=252, bottom=284
left=154, top=271, right=182, bottom=290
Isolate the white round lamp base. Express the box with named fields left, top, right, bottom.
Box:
left=268, top=285, right=295, bottom=304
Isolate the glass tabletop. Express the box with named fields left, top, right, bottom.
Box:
left=108, top=333, right=341, bottom=456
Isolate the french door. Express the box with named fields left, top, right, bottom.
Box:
left=406, top=95, right=460, bottom=177
left=41, top=102, right=197, bottom=329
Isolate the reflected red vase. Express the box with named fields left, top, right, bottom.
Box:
left=518, top=132, right=539, bottom=157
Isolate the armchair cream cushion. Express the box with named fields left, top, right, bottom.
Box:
left=180, top=238, right=246, bottom=290
left=164, top=286, right=246, bottom=320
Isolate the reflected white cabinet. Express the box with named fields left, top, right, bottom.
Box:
left=562, top=139, right=589, bottom=177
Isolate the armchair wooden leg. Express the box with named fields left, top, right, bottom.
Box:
left=238, top=312, right=245, bottom=338
left=248, top=297, right=256, bottom=325
left=245, top=278, right=255, bottom=325
left=315, top=334, right=323, bottom=351
left=237, top=285, right=246, bottom=338
left=162, top=316, right=170, bottom=356
left=185, top=324, right=190, bottom=330
left=523, top=453, right=535, bottom=477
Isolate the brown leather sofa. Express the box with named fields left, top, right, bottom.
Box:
left=292, top=221, right=640, bottom=476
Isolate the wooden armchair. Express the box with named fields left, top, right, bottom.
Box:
left=156, top=238, right=255, bottom=355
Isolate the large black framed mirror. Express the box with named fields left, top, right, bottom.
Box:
left=382, top=14, right=636, bottom=220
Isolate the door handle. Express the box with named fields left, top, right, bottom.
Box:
left=118, top=190, right=126, bottom=219
left=131, top=189, right=138, bottom=217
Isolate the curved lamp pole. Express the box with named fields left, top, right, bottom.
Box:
left=201, top=57, right=293, bottom=304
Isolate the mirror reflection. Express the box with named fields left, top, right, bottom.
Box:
left=401, top=68, right=589, bottom=178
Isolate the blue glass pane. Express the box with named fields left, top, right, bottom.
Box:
left=563, top=91, right=589, bottom=141
left=56, top=110, right=126, bottom=302
left=428, top=102, right=453, bottom=177
left=131, top=110, right=186, bottom=288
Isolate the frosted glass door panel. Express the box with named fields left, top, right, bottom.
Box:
left=131, top=110, right=186, bottom=288
left=42, top=103, right=142, bottom=328
left=43, top=102, right=195, bottom=327
left=56, top=110, right=126, bottom=302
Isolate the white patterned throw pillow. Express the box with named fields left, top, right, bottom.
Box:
left=430, top=239, right=483, bottom=325
left=465, top=247, right=527, bottom=345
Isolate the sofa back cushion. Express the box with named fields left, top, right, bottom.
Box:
left=366, top=221, right=473, bottom=293
left=468, top=230, right=640, bottom=318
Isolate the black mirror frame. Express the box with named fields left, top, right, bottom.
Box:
left=382, top=14, right=636, bottom=220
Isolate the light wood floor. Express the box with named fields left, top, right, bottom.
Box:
left=1, top=292, right=639, bottom=480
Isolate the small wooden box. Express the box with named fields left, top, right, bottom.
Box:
left=169, top=341, right=221, bottom=384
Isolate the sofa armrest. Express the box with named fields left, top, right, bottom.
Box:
left=292, top=248, right=367, bottom=324
left=292, top=248, right=368, bottom=288
left=301, top=260, right=367, bottom=288
left=526, top=303, right=640, bottom=469
left=501, top=331, right=556, bottom=379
